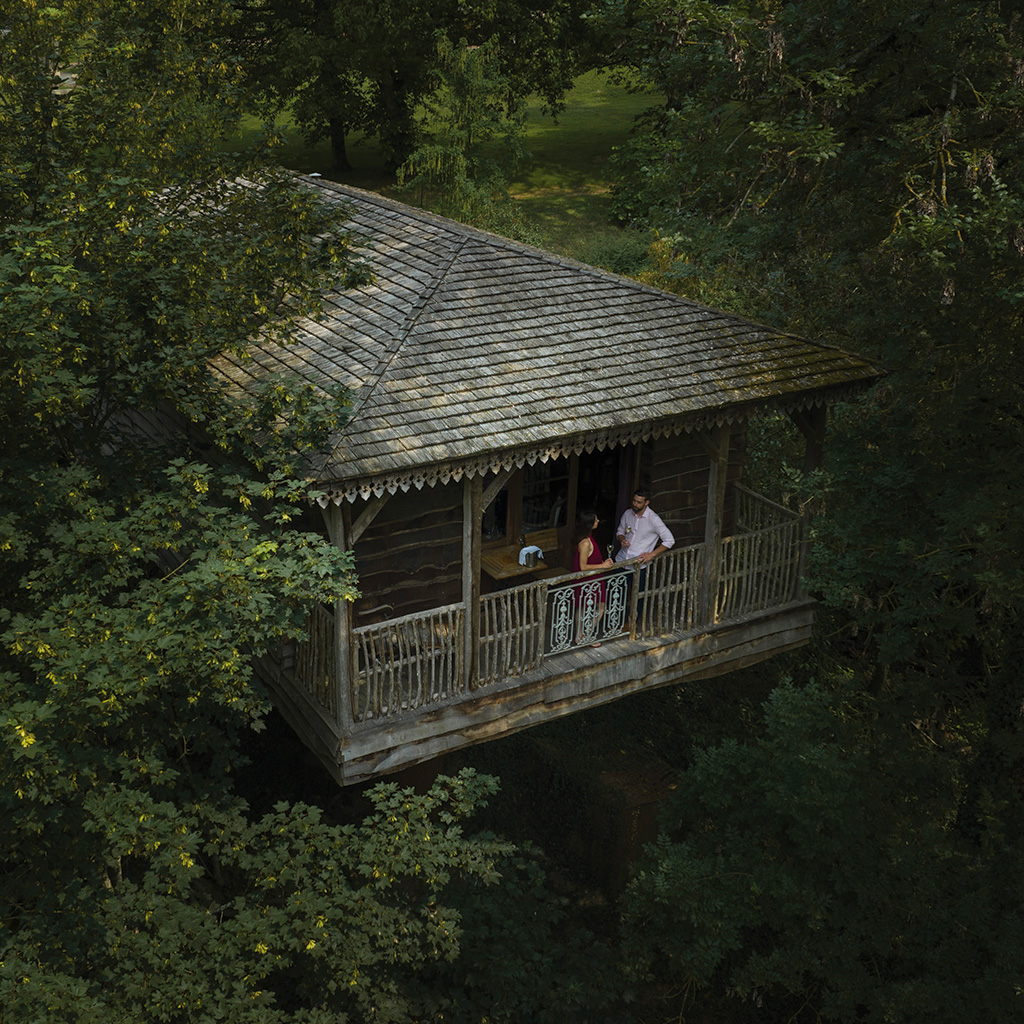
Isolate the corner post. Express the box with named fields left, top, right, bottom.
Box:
left=700, top=423, right=732, bottom=625
left=462, top=475, right=482, bottom=691
left=322, top=502, right=355, bottom=729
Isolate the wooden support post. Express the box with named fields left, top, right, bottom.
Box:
left=562, top=453, right=579, bottom=567
left=699, top=424, right=731, bottom=625
left=321, top=502, right=355, bottom=729
left=616, top=444, right=636, bottom=526
left=482, top=467, right=515, bottom=512
left=462, top=475, right=482, bottom=691
left=350, top=492, right=390, bottom=544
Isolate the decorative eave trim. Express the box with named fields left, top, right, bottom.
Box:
left=311, top=382, right=869, bottom=506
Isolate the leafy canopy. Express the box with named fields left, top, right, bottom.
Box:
left=232, top=0, right=597, bottom=168
left=597, top=3, right=1024, bottom=1018
left=397, top=33, right=536, bottom=241
left=621, top=682, right=1024, bottom=1023
left=0, top=3, right=536, bottom=1019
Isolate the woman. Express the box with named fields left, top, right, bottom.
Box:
left=572, top=508, right=614, bottom=647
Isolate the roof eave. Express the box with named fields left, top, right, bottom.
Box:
left=311, top=374, right=882, bottom=505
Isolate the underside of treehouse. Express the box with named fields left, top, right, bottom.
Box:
left=255, top=417, right=822, bottom=786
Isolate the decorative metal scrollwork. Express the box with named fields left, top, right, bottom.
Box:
left=604, top=572, right=630, bottom=635
left=575, top=579, right=603, bottom=645
left=550, top=586, right=576, bottom=652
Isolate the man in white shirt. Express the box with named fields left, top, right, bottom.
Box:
left=614, top=487, right=675, bottom=564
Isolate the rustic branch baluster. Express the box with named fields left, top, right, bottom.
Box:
left=352, top=604, right=464, bottom=720
left=478, top=583, right=546, bottom=687
left=295, top=603, right=336, bottom=715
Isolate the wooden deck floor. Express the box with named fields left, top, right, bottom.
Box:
left=259, top=599, right=816, bottom=786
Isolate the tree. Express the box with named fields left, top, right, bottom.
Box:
left=2, top=766, right=518, bottom=1023
left=620, top=682, right=1024, bottom=1023
left=397, top=34, right=535, bottom=240
left=593, top=3, right=1024, bottom=1015
left=591, top=0, right=1024, bottom=791
left=0, top=3, right=540, bottom=1019
left=232, top=0, right=596, bottom=169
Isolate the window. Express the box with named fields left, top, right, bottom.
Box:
left=521, top=462, right=570, bottom=532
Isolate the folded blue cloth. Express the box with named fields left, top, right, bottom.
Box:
left=518, top=545, right=544, bottom=565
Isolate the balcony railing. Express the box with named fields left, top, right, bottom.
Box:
left=352, top=604, right=465, bottom=720
left=294, top=488, right=803, bottom=725
left=293, top=602, right=337, bottom=716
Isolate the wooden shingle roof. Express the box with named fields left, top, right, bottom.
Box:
left=212, top=179, right=882, bottom=502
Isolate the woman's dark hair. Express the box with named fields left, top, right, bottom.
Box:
left=574, top=508, right=598, bottom=544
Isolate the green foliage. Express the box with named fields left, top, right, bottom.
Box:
left=0, top=4, right=546, bottom=1020
left=0, top=0, right=366, bottom=475
left=405, top=849, right=623, bottom=1023
left=620, top=682, right=1024, bottom=1022
left=397, top=34, right=535, bottom=240
left=0, top=770, right=513, bottom=1023
left=234, top=0, right=596, bottom=169
left=577, top=232, right=653, bottom=276
left=597, top=7, right=1024, bottom=1016
left=593, top=0, right=1024, bottom=326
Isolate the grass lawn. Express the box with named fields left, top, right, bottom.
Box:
left=233, top=70, right=658, bottom=264
left=508, top=71, right=652, bottom=259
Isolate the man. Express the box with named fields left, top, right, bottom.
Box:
left=614, top=487, right=675, bottom=564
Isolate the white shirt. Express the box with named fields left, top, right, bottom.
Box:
left=614, top=506, right=675, bottom=563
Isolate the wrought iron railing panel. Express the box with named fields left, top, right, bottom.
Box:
left=547, top=569, right=633, bottom=652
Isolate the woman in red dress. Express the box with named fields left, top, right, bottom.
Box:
left=572, top=508, right=614, bottom=646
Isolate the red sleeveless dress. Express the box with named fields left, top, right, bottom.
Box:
left=573, top=535, right=607, bottom=602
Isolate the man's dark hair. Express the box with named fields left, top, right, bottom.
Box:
left=634, top=485, right=652, bottom=502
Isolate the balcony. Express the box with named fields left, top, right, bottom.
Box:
left=265, top=487, right=813, bottom=784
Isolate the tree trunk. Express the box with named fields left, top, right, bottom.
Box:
left=329, top=117, right=351, bottom=171
left=378, top=70, right=415, bottom=169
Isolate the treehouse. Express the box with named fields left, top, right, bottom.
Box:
left=214, top=180, right=882, bottom=786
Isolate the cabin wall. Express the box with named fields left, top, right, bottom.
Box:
left=648, top=426, right=747, bottom=546
left=346, top=425, right=748, bottom=623
left=351, top=482, right=463, bottom=623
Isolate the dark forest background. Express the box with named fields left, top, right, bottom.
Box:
left=2, top=2, right=1022, bottom=1021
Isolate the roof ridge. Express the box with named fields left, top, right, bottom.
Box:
left=301, top=177, right=827, bottom=343
left=320, top=227, right=469, bottom=470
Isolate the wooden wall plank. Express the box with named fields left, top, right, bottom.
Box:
left=352, top=484, right=463, bottom=621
